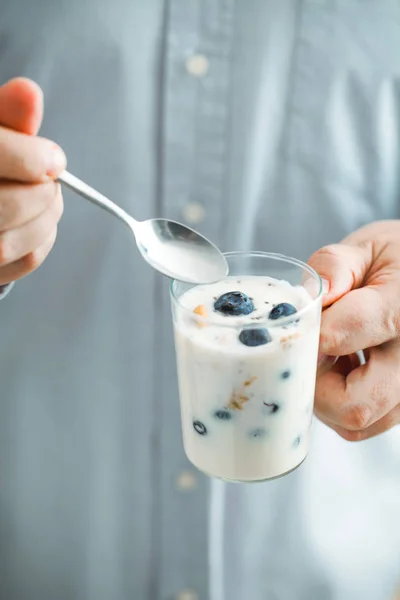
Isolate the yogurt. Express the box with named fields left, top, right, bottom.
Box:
left=172, top=276, right=321, bottom=482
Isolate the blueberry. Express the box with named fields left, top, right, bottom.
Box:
left=281, top=370, right=291, bottom=379
left=239, top=328, right=272, bottom=347
left=293, top=436, right=301, bottom=447
left=193, top=421, right=207, bottom=435
left=263, top=402, right=280, bottom=413
left=214, top=409, right=232, bottom=421
left=268, top=303, right=297, bottom=320
left=248, top=428, right=267, bottom=439
left=214, top=291, right=254, bottom=316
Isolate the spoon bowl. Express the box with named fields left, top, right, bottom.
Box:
left=59, top=171, right=228, bottom=284
left=135, top=219, right=229, bottom=284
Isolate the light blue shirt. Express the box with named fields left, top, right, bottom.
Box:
left=1, top=1, right=400, bottom=599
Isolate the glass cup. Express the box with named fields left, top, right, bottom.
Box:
left=170, top=251, right=330, bottom=483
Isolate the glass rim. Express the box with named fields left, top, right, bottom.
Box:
left=170, top=251, right=323, bottom=329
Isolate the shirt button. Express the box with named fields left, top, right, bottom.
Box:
left=182, top=202, right=205, bottom=225
left=176, top=590, right=198, bottom=600
left=176, top=470, right=197, bottom=491
left=185, top=54, right=209, bottom=77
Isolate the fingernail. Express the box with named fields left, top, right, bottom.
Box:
left=319, top=331, right=329, bottom=352
left=46, top=144, right=66, bottom=177
left=316, top=352, right=337, bottom=376
left=321, top=278, right=330, bottom=295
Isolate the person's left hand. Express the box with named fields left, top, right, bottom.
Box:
left=308, top=220, right=400, bottom=442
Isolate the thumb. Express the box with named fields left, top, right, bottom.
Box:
left=0, top=77, right=44, bottom=135
left=307, top=243, right=371, bottom=308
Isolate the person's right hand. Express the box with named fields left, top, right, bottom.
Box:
left=0, top=77, right=66, bottom=285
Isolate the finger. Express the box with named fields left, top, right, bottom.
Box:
left=0, top=184, right=63, bottom=267
left=0, top=77, right=43, bottom=135
left=316, top=405, right=400, bottom=442
left=308, top=243, right=371, bottom=309
left=0, top=181, right=59, bottom=230
left=319, top=283, right=397, bottom=355
left=308, top=242, right=398, bottom=355
left=0, top=227, right=58, bottom=284
left=314, top=340, right=400, bottom=431
left=0, top=126, right=66, bottom=181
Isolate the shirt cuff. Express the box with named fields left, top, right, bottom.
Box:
left=0, top=282, right=15, bottom=300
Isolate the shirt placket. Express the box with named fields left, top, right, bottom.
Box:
left=155, top=1, right=235, bottom=599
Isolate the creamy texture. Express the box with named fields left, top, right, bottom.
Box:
left=173, top=276, right=321, bottom=481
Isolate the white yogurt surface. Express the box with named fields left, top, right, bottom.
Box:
left=173, top=276, right=321, bottom=482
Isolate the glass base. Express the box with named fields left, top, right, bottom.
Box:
left=197, top=455, right=308, bottom=484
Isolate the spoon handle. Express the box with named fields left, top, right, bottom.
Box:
left=58, top=170, right=137, bottom=230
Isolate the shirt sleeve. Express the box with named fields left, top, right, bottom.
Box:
left=0, top=282, right=15, bottom=300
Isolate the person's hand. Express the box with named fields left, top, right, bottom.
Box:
left=308, top=220, right=400, bottom=441
left=0, top=77, right=66, bottom=285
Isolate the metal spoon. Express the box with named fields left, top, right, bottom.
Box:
left=58, top=170, right=228, bottom=284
